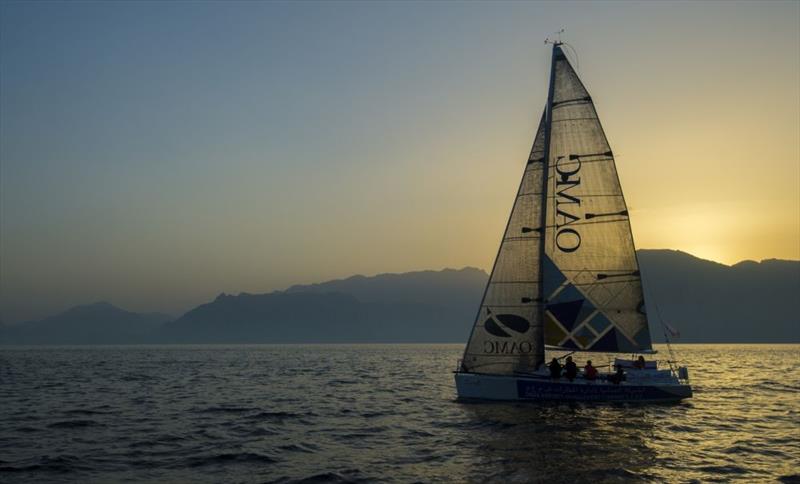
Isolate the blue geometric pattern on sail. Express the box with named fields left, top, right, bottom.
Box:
left=633, top=326, right=651, bottom=349
left=548, top=299, right=584, bottom=332
left=614, top=330, right=639, bottom=353
left=586, top=313, right=612, bottom=334
left=542, top=256, right=645, bottom=353
left=572, top=325, right=595, bottom=346
left=589, top=328, right=619, bottom=352
left=544, top=260, right=597, bottom=336
left=559, top=338, right=579, bottom=350
left=542, top=255, right=566, bottom=300
left=548, top=283, right=583, bottom=305
left=575, top=304, right=596, bottom=329
left=587, top=326, right=639, bottom=353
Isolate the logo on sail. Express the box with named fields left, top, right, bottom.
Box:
left=554, top=154, right=582, bottom=252
left=483, top=313, right=529, bottom=337
left=482, top=313, right=534, bottom=354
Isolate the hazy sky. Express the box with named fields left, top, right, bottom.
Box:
left=1, top=1, right=798, bottom=322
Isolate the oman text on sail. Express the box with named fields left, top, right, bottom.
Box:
left=554, top=154, right=582, bottom=253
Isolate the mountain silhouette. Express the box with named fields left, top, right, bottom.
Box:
left=1, top=252, right=797, bottom=344
left=0, top=302, right=171, bottom=344
left=637, top=250, right=799, bottom=343
left=162, top=267, right=487, bottom=343
left=286, top=267, right=487, bottom=306
left=160, top=292, right=364, bottom=343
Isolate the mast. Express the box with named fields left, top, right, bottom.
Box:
left=535, top=42, right=559, bottom=368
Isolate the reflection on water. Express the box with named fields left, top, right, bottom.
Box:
left=461, top=402, right=659, bottom=482
left=0, top=344, right=798, bottom=482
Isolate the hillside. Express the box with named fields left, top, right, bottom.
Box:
left=638, top=250, right=799, bottom=343
left=2, top=253, right=797, bottom=344
left=162, top=267, right=487, bottom=343
left=0, top=302, right=171, bottom=344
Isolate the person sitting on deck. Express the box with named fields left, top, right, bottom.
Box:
left=548, top=357, right=562, bottom=379
left=564, top=356, right=578, bottom=381
left=607, top=365, right=626, bottom=385
left=633, top=355, right=646, bottom=370
left=584, top=360, right=598, bottom=381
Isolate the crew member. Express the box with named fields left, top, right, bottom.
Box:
left=548, top=357, right=562, bottom=379
left=584, top=360, right=598, bottom=380
left=564, top=356, right=578, bottom=381
left=608, top=365, right=626, bottom=384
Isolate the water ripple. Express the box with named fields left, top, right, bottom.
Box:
left=0, top=344, right=798, bottom=482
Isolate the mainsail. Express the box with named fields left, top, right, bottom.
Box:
left=461, top=44, right=651, bottom=375
left=543, top=46, right=651, bottom=353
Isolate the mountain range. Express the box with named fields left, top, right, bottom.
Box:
left=0, top=302, right=172, bottom=345
left=1, top=250, right=798, bottom=345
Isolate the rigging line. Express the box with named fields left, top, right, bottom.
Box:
left=639, top=268, right=678, bottom=371
left=556, top=350, right=577, bottom=361
left=561, top=41, right=580, bottom=73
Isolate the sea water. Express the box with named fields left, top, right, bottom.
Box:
left=1, top=344, right=797, bottom=483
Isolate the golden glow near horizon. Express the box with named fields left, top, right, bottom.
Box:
left=614, top=85, right=800, bottom=266
left=1, top=1, right=798, bottom=321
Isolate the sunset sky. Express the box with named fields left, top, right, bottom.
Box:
left=1, top=1, right=798, bottom=322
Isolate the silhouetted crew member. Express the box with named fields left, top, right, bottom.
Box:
left=584, top=360, right=598, bottom=381
left=608, top=365, right=626, bottom=385
left=548, top=357, right=562, bottom=379
left=564, top=356, right=578, bottom=381
left=633, top=355, right=646, bottom=370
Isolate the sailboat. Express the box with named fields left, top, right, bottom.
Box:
left=454, top=41, right=692, bottom=402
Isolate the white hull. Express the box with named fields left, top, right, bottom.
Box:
left=455, top=371, right=692, bottom=402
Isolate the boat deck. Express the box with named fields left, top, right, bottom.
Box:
left=454, top=370, right=692, bottom=402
